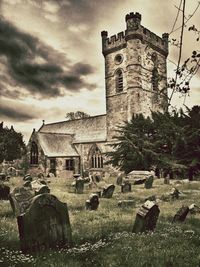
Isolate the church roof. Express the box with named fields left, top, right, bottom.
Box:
left=39, top=114, right=107, bottom=143
left=37, top=132, right=79, bottom=157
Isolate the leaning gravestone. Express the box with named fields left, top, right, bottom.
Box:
left=172, top=206, right=190, bottom=223
left=102, top=184, right=115, bottom=198
left=75, top=178, right=84, bottom=194
left=85, top=193, right=99, bottom=210
left=132, top=200, right=160, bottom=233
left=31, top=180, right=50, bottom=195
left=17, top=193, right=72, bottom=253
left=144, top=175, right=154, bottom=189
left=121, top=181, right=131, bottom=193
left=9, top=187, right=34, bottom=217
left=0, top=183, right=10, bottom=200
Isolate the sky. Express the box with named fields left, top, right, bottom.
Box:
left=0, top=0, right=200, bottom=143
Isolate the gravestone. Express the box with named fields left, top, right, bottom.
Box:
left=31, top=180, right=50, bottom=195
left=121, top=181, right=131, bottom=193
left=85, top=194, right=99, bottom=210
left=144, top=175, right=154, bottom=189
left=118, top=200, right=135, bottom=208
left=164, top=176, right=170, bottom=185
left=0, top=184, right=10, bottom=200
left=23, top=174, right=32, bottom=182
left=23, top=181, right=32, bottom=188
left=172, top=206, right=189, bottom=223
left=75, top=178, right=84, bottom=194
left=170, top=187, right=181, bottom=199
left=17, top=193, right=72, bottom=253
left=0, top=173, right=6, bottom=181
left=133, top=178, right=146, bottom=185
left=189, top=203, right=200, bottom=214
left=102, top=184, right=115, bottom=198
left=132, top=200, right=160, bottom=233
left=116, top=173, right=124, bottom=185
left=9, top=187, right=34, bottom=217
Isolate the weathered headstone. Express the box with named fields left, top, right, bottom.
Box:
left=189, top=203, right=200, bottom=214
left=0, top=173, right=6, bottom=181
left=121, top=181, right=131, bottom=193
left=85, top=194, right=99, bottom=210
left=172, top=206, right=189, bottom=223
left=31, top=180, right=50, bottom=195
left=116, top=173, right=124, bottom=185
left=118, top=200, right=135, bottom=208
left=0, top=183, right=10, bottom=200
left=23, top=174, right=32, bottom=182
left=75, top=178, right=84, bottom=194
left=102, top=184, right=115, bottom=198
left=164, top=176, right=170, bottom=185
left=17, top=193, right=72, bottom=253
left=144, top=175, right=154, bottom=189
left=170, top=187, right=181, bottom=199
left=9, top=187, right=34, bottom=217
left=132, top=200, right=160, bottom=233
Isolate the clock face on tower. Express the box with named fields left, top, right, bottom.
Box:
left=127, top=19, right=139, bottom=30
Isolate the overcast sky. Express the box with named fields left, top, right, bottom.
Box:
left=0, top=0, right=199, bottom=142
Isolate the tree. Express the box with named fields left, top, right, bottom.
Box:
left=65, top=111, right=90, bottom=120
left=106, top=107, right=200, bottom=178
left=0, top=123, right=26, bottom=163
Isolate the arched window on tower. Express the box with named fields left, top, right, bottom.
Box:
left=91, top=147, right=103, bottom=169
left=152, top=67, right=159, bottom=91
left=30, top=142, right=38, bottom=165
left=115, top=69, right=123, bottom=92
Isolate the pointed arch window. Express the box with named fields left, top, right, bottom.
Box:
left=152, top=67, right=159, bottom=91
left=30, top=142, right=38, bottom=165
left=91, top=147, right=103, bottom=169
left=116, top=69, right=123, bottom=92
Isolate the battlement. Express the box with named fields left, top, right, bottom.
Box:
left=101, top=12, right=169, bottom=57
left=125, top=12, right=141, bottom=22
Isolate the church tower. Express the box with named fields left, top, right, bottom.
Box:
left=101, top=12, right=169, bottom=141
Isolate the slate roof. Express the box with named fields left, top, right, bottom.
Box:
left=39, top=115, right=107, bottom=143
left=37, top=132, right=79, bottom=157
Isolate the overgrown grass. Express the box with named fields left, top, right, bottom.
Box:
left=1, top=176, right=200, bottom=266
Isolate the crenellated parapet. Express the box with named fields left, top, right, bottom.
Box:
left=101, top=12, right=168, bottom=57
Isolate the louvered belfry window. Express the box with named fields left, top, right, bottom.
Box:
left=116, top=69, right=123, bottom=92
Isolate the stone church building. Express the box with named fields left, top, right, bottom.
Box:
left=27, top=12, right=168, bottom=178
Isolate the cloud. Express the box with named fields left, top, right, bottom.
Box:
left=0, top=100, right=41, bottom=122
left=0, top=17, right=96, bottom=99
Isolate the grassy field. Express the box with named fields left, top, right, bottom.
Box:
left=1, top=176, right=200, bottom=267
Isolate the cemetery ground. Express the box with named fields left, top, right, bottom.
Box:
left=1, top=177, right=200, bottom=267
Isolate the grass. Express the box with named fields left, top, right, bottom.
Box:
left=1, top=176, right=200, bottom=266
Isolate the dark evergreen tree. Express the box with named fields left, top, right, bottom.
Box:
left=0, top=123, right=26, bottom=163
